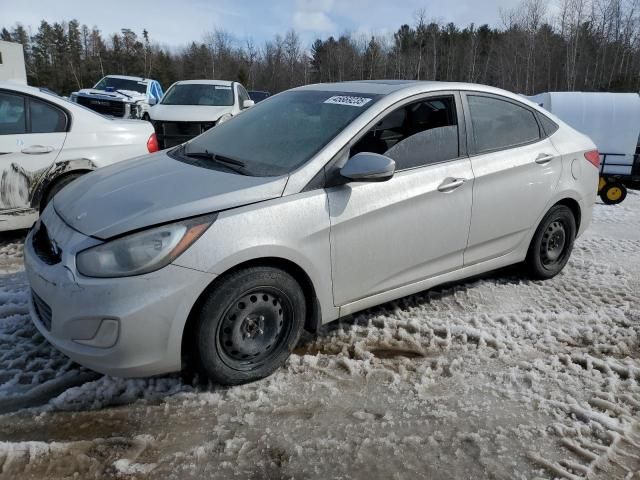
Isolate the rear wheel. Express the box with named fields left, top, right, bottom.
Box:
left=599, top=182, right=627, bottom=205
left=194, top=266, right=305, bottom=385
left=41, top=173, right=84, bottom=211
left=526, top=205, right=576, bottom=279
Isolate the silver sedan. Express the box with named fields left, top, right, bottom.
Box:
left=24, top=80, right=599, bottom=385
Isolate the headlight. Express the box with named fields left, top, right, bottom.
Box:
left=76, top=215, right=215, bottom=278
left=130, top=103, right=140, bottom=119
left=216, top=113, right=232, bottom=125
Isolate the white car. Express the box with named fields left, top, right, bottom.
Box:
left=0, top=81, right=159, bottom=231
left=24, top=81, right=598, bottom=385
left=70, top=75, right=164, bottom=120
left=149, top=80, right=254, bottom=149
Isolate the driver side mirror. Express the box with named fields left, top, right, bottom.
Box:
left=148, top=96, right=157, bottom=106
left=242, top=99, right=255, bottom=109
left=340, top=152, right=396, bottom=182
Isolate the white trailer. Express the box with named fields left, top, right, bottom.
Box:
left=0, top=40, right=27, bottom=84
left=527, top=91, right=640, bottom=204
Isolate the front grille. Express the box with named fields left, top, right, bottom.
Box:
left=154, top=121, right=216, bottom=149
left=32, top=290, right=52, bottom=331
left=32, top=222, right=61, bottom=265
left=76, top=95, right=126, bottom=117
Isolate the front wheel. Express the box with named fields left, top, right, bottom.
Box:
left=525, top=205, right=577, bottom=279
left=194, top=266, right=306, bottom=385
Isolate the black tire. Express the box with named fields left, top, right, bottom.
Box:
left=525, top=205, right=577, bottom=280
left=142, top=113, right=151, bottom=122
left=599, top=182, right=627, bottom=205
left=42, top=173, right=84, bottom=211
left=194, top=266, right=305, bottom=385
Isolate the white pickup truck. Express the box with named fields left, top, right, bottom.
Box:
left=70, top=75, right=164, bottom=120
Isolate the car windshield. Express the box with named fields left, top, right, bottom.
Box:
left=161, top=84, right=234, bottom=106
left=93, top=77, right=147, bottom=94
left=181, top=90, right=380, bottom=176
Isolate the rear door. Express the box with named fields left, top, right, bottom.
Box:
left=0, top=90, right=67, bottom=228
left=461, top=93, right=562, bottom=265
left=328, top=92, right=474, bottom=306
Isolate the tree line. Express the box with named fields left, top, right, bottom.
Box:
left=2, top=0, right=640, bottom=96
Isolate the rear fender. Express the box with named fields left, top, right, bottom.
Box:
left=30, top=159, right=97, bottom=209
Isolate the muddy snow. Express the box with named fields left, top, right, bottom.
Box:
left=0, top=194, right=638, bottom=479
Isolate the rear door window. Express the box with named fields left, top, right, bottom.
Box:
left=0, top=92, right=27, bottom=135
left=351, top=95, right=459, bottom=170
left=29, top=97, right=67, bottom=133
left=467, top=95, right=540, bottom=153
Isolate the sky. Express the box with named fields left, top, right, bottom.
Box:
left=1, top=0, right=529, bottom=49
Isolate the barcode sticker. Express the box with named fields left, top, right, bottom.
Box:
left=324, top=95, right=372, bottom=107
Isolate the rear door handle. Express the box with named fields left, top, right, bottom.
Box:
left=535, top=153, right=555, bottom=164
left=21, top=145, right=54, bottom=155
left=437, top=177, right=465, bottom=192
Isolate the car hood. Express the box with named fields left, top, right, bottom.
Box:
left=53, top=152, right=288, bottom=239
left=150, top=104, right=233, bottom=122
left=76, top=88, right=146, bottom=103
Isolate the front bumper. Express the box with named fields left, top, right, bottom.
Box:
left=24, top=207, right=216, bottom=377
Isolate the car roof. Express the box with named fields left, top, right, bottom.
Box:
left=0, top=81, right=44, bottom=94
left=174, top=79, right=234, bottom=86
left=105, top=74, right=150, bottom=83
left=294, top=80, right=531, bottom=101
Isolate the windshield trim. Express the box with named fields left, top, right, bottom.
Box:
left=161, top=83, right=235, bottom=107
left=93, top=77, right=148, bottom=94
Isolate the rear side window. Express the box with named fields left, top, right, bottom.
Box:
left=468, top=95, right=540, bottom=153
left=351, top=96, right=459, bottom=170
left=538, top=113, right=559, bottom=137
left=30, top=98, right=67, bottom=133
left=0, top=92, right=27, bottom=135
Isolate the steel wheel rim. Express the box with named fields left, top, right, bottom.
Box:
left=216, top=287, right=292, bottom=371
left=540, top=220, right=567, bottom=267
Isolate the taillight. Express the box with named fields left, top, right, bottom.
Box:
left=147, top=133, right=159, bottom=153
left=584, top=150, right=600, bottom=169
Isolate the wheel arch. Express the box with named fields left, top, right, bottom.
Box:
left=31, top=159, right=97, bottom=211
left=181, top=256, right=323, bottom=361
left=554, top=197, right=581, bottom=231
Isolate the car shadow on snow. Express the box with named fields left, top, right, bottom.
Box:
left=0, top=249, right=525, bottom=414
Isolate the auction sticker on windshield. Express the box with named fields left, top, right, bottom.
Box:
left=324, top=96, right=372, bottom=107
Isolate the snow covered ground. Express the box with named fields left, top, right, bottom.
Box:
left=0, top=193, right=638, bottom=479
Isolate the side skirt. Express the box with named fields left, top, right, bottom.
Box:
left=335, top=248, right=525, bottom=319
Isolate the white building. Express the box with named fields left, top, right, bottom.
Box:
left=0, top=40, right=27, bottom=84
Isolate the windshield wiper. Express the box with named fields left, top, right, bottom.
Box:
left=114, top=89, right=132, bottom=99
left=183, top=148, right=248, bottom=174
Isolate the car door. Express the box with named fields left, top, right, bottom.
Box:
left=0, top=90, right=67, bottom=226
left=327, top=92, right=474, bottom=306
left=461, top=93, right=562, bottom=265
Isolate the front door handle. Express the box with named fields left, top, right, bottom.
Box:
left=21, top=145, right=54, bottom=155
left=437, top=177, right=465, bottom=192
left=535, top=153, right=555, bottom=164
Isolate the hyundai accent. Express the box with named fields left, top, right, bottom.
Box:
left=24, top=80, right=599, bottom=385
